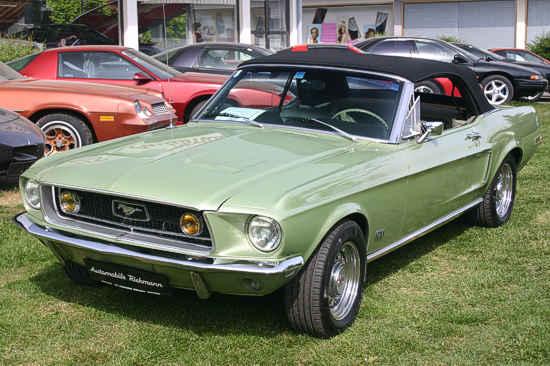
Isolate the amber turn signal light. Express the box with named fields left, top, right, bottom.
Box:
left=180, top=213, right=201, bottom=236
left=59, top=190, right=81, bottom=214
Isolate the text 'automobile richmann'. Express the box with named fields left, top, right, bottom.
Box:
left=15, top=45, right=541, bottom=338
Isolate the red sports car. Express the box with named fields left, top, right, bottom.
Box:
left=10, top=46, right=231, bottom=122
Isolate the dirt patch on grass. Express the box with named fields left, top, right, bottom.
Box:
left=0, top=189, right=21, bottom=208
left=534, top=210, right=550, bottom=226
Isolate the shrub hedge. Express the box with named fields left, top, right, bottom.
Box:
left=528, top=32, right=550, bottom=60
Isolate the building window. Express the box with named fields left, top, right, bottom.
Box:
left=302, top=4, right=393, bottom=44
left=137, top=0, right=238, bottom=54
left=4, top=0, right=120, bottom=48
left=251, top=0, right=289, bottom=50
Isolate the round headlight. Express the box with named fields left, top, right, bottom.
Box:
left=59, top=190, right=81, bottom=214
left=24, top=180, right=41, bottom=209
left=180, top=213, right=201, bottom=236
left=247, top=216, right=282, bottom=252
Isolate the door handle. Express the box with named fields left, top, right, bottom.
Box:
left=466, top=132, right=482, bottom=141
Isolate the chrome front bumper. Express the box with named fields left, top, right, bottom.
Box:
left=15, top=213, right=304, bottom=298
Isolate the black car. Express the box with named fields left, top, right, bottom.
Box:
left=0, top=109, right=44, bottom=182
left=462, top=45, right=550, bottom=99
left=357, top=37, right=547, bottom=105
left=154, top=42, right=272, bottom=75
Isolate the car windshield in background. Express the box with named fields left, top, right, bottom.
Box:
left=122, top=49, right=180, bottom=79
left=0, top=62, right=24, bottom=81
left=197, top=68, right=402, bottom=141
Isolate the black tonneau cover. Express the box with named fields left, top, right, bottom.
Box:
left=240, top=45, right=494, bottom=114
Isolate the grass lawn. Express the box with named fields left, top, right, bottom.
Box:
left=0, top=103, right=548, bottom=365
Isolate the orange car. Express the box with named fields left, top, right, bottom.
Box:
left=0, top=62, right=176, bottom=155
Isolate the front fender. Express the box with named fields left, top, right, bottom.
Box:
left=281, top=201, right=369, bottom=265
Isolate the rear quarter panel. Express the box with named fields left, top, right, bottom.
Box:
left=476, top=105, right=539, bottom=181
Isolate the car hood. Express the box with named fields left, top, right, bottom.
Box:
left=30, top=123, right=360, bottom=212
left=0, top=108, right=20, bottom=124
left=475, top=59, right=542, bottom=76
left=1, top=78, right=158, bottom=100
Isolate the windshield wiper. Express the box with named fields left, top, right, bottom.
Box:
left=215, top=112, right=264, bottom=128
left=308, top=118, right=357, bottom=142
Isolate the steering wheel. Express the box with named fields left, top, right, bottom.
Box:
left=332, top=108, right=389, bottom=132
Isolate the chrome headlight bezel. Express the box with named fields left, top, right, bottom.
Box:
left=22, top=179, right=41, bottom=210
left=246, top=215, right=282, bottom=252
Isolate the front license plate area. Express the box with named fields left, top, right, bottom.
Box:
left=85, top=259, right=171, bottom=295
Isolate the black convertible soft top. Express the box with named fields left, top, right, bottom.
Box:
left=240, top=45, right=494, bottom=114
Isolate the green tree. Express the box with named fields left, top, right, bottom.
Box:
left=528, top=32, right=550, bottom=60
left=46, top=0, right=112, bottom=24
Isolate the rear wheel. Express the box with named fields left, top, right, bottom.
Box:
left=414, top=80, right=443, bottom=94
left=481, top=75, right=514, bottom=105
left=284, top=220, right=365, bottom=338
left=36, top=113, right=93, bottom=155
left=472, top=156, right=517, bottom=227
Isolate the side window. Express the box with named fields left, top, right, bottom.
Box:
left=505, top=51, right=524, bottom=62
left=415, top=41, right=455, bottom=62
left=58, top=52, right=141, bottom=79
left=369, top=40, right=415, bottom=57
left=198, top=49, right=252, bottom=70
left=172, top=48, right=201, bottom=68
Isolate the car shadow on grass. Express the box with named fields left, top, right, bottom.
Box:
left=29, top=219, right=470, bottom=336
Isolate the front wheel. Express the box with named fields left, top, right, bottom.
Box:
left=473, top=156, right=517, bottom=227
left=481, top=75, right=514, bottom=105
left=36, top=113, right=94, bottom=155
left=284, top=220, right=365, bottom=338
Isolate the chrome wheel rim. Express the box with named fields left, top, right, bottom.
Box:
left=495, top=163, right=514, bottom=219
left=415, top=85, right=435, bottom=94
left=41, top=121, right=82, bottom=156
left=484, top=80, right=509, bottom=105
left=326, top=241, right=361, bottom=321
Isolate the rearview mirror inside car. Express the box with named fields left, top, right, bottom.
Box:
left=417, top=121, right=444, bottom=143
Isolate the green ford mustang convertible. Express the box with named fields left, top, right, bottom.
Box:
left=16, top=45, right=541, bottom=337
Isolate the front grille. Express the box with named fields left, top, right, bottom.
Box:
left=151, top=102, right=169, bottom=115
left=53, top=187, right=211, bottom=247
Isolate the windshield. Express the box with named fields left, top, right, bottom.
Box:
left=122, top=49, right=180, bottom=79
left=196, top=67, right=403, bottom=141
left=0, top=62, right=24, bottom=81
left=455, top=44, right=505, bottom=61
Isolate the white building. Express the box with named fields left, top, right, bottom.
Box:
left=3, top=0, right=550, bottom=52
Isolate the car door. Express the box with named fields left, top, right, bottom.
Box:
left=401, top=121, right=492, bottom=233
left=57, top=51, right=151, bottom=88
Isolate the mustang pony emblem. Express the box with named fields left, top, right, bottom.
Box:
left=112, top=200, right=149, bottom=221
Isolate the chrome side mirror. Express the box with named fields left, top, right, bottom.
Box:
left=416, top=121, right=444, bottom=143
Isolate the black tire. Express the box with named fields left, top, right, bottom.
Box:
left=185, top=98, right=209, bottom=122
left=472, top=156, right=517, bottom=227
left=36, top=113, right=93, bottom=155
left=64, top=261, right=100, bottom=286
left=414, top=80, right=443, bottom=94
left=284, top=220, right=366, bottom=338
left=481, top=75, right=514, bottom=105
